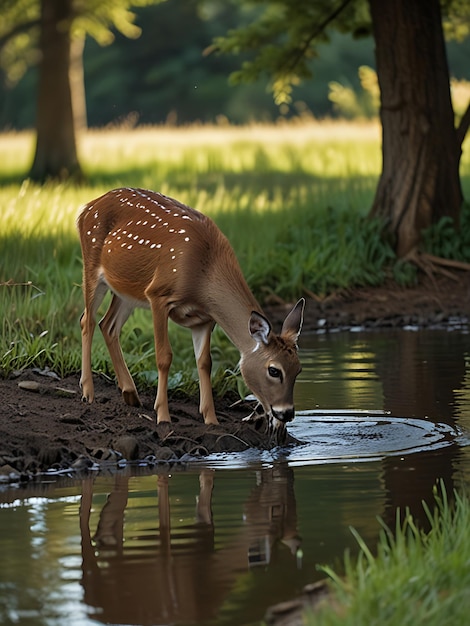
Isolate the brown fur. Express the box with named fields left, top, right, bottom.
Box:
left=77, top=187, right=305, bottom=427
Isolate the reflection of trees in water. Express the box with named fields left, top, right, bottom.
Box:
left=375, top=330, right=466, bottom=422
left=79, top=464, right=300, bottom=625
left=300, top=329, right=467, bottom=526
left=374, top=330, right=467, bottom=526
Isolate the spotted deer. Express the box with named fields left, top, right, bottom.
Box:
left=77, top=187, right=304, bottom=433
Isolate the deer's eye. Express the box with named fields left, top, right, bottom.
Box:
left=268, top=366, right=282, bottom=380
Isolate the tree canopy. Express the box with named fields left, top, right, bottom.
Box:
left=211, top=0, right=470, bottom=107
left=0, top=0, right=161, bottom=83
left=1, top=0, right=469, bottom=129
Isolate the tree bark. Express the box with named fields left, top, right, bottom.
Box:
left=29, top=0, right=83, bottom=182
left=369, top=0, right=463, bottom=257
left=70, top=35, right=88, bottom=133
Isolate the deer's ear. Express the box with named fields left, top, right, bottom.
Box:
left=249, top=311, right=272, bottom=345
left=281, top=298, right=305, bottom=344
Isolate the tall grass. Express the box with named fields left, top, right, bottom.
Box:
left=310, top=484, right=470, bottom=625
left=1, top=122, right=469, bottom=385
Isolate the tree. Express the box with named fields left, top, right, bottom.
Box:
left=29, top=0, right=81, bottom=182
left=369, top=0, right=465, bottom=257
left=212, top=0, right=470, bottom=257
left=0, top=0, right=166, bottom=182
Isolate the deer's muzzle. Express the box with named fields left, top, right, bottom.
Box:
left=271, top=406, right=295, bottom=424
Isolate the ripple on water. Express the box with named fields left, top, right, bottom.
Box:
left=191, top=410, right=465, bottom=469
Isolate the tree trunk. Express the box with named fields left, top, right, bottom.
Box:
left=369, top=0, right=463, bottom=257
left=70, top=35, right=88, bottom=133
left=29, top=0, right=83, bottom=182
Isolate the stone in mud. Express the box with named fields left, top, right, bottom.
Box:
left=0, top=464, right=21, bottom=482
left=113, top=436, right=139, bottom=461
left=71, top=456, right=95, bottom=472
left=155, top=446, right=178, bottom=461
left=18, top=380, right=41, bottom=392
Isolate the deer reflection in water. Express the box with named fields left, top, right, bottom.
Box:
left=79, top=465, right=300, bottom=625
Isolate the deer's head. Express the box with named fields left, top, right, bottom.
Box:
left=240, top=299, right=305, bottom=438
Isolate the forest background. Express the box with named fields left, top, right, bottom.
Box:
left=2, top=0, right=470, bottom=130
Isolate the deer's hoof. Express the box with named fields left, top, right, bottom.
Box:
left=122, top=389, right=141, bottom=407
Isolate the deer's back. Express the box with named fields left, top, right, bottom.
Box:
left=77, top=187, right=235, bottom=307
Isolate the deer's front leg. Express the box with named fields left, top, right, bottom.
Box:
left=150, top=298, right=172, bottom=423
left=192, top=322, right=218, bottom=425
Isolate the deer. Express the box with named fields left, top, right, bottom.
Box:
left=77, top=187, right=304, bottom=436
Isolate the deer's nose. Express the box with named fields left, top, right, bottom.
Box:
left=272, top=406, right=295, bottom=423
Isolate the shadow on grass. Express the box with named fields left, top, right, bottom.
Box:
left=0, top=166, right=321, bottom=193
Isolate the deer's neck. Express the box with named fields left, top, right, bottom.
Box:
left=205, top=265, right=262, bottom=355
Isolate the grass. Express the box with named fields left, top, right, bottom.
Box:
left=308, top=483, right=470, bottom=625
left=1, top=121, right=469, bottom=388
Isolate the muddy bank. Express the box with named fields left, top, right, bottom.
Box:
left=267, top=275, right=470, bottom=332
left=2, top=275, right=470, bottom=484
left=0, top=368, right=288, bottom=483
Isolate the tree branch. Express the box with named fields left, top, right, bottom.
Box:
left=0, top=18, right=40, bottom=51
left=456, top=100, right=470, bottom=149
left=283, top=0, right=355, bottom=74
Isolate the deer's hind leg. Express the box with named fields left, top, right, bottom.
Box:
left=99, top=294, right=140, bottom=407
left=80, top=279, right=108, bottom=403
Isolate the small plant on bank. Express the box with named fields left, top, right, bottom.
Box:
left=422, top=201, right=470, bottom=262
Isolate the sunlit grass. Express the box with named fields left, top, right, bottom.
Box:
left=1, top=121, right=469, bottom=386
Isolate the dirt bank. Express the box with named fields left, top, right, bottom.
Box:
left=1, top=274, right=469, bottom=484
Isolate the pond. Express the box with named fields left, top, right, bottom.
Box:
left=1, top=327, right=470, bottom=626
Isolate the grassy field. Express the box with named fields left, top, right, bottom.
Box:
left=1, top=121, right=469, bottom=386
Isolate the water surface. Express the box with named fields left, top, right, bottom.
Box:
left=1, top=328, right=469, bottom=625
